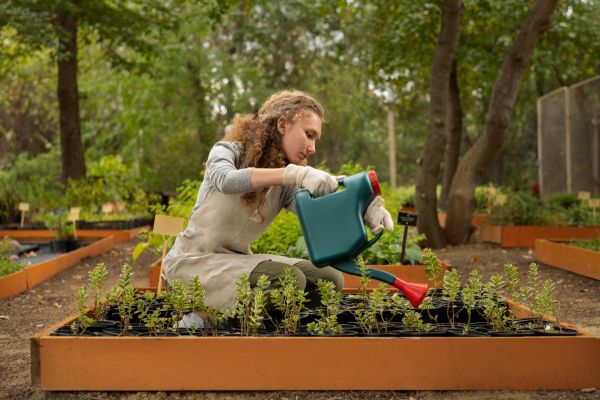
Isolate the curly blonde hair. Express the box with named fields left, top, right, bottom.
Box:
left=223, top=90, right=324, bottom=220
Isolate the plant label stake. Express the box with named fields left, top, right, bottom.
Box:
left=18, top=202, right=29, bottom=227
left=588, top=198, right=600, bottom=224
left=68, top=207, right=80, bottom=240
left=397, top=212, right=418, bottom=265
left=578, top=191, right=591, bottom=201
left=153, top=215, right=184, bottom=293
left=295, top=171, right=428, bottom=307
left=101, top=203, right=113, bottom=214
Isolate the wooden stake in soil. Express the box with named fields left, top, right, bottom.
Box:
left=68, top=207, right=80, bottom=240
left=101, top=203, right=113, bottom=215
left=152, top=215, right=184, bottom=293
left=18, top=202, right=29, bottom=227
left=588, top=198, right=600, bottom=225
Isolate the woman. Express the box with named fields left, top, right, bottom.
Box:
left=163, top=90, right=393, bottom=326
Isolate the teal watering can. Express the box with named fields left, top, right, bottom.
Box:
left=295, top=171, right=428, bottom=307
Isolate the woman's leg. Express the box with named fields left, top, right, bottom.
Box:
left=249, top=260, right=306, bottom=291
left=293, top=260, right=344, bottom=291
left=293, top=260, right=344, bottom=307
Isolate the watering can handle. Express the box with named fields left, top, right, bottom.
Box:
left=353, top=230, right=383, bottom=257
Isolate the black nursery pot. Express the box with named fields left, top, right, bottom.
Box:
left=49, top=240, right=68, bottom=253
left=66, top=239, right=80, bottom=252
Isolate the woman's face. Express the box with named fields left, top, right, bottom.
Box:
left=278, top=111, right=322, bottom=165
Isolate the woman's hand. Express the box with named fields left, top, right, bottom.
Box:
left=283, top=164, right=338, bottom=197
left=364, top=196, right=394, bottom=234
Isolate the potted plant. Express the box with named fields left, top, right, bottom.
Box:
left=306, top=279, right=344, bottom=336
left=270, top=267, right=308, bottom=335
left=44, top=212, right=77, bottom=253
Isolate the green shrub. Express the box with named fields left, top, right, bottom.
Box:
left=0, top=151, right=62, bottom=224
left=65, top=155, right=152, bottom=217
left=571, top=238, right=600, bottom=252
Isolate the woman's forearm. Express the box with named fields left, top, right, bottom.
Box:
left=250, top=167, right=286, bottom=189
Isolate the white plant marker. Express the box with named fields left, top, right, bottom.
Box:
left=101, top=203, right=113, bottom=214
left=588, top=198, right=600, bottom=225
left=68, top=207, right=80, bottom=240
left=18, top=202, right=30, bottom=227
left=578, top=191, right=591, bottom=201
left=153, top=214, right=184, bottom=293
left=495, top=194, right=507, bottom=205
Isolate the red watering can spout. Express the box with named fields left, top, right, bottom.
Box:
left=392, top=278, right=428, bottom=307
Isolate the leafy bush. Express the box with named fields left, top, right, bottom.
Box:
left=362, top=231, right=425, bottom=265
left=487, top=191, right=597, bottom=226
left=0, top=151, right=62, bottom=224
left=0, top=237, right=24, bottom=277
left=571, top=238, right=600, bottom=252
left=65, top=155, right=153, bottom=217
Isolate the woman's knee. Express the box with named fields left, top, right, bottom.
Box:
left=253, top=261, right=307, bottom=291
left=323, top=267, right=344, bottom=292
left=287, top=265, right=307, bottom=291
left=294, top=260, right=344, bottom=292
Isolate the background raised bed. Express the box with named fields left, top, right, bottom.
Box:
left=0, top=236, right=114, bottom=299
left=479, top=225, right=600, bottom=248
left=535, top=239, right=600, bottom=280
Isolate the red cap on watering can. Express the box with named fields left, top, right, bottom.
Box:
left=368, top=170, right=381, bottom=196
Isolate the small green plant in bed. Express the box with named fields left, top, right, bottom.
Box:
left=570, top=238, right=600, bottom=252
left=362, top=232, right=425, bottom=265
left=487, top=191, right=597, bottom=226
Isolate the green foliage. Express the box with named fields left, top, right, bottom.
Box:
left=270, top=267, right=308, bottom=335
left=0, top=257, right=23, bottom=277
left=441, top=268, right=461, bottom=328
left=422, top=248, right=444, bottom=290
left=402, top=310, right=432, bottom=333
left=251, top=211, right=302, bottom=255
left=363, top=232, right=425, bottom=265
left=0, top=235, right=23, bottom=277
left=0, top=151, right=62, bottom=224
left=70, top=286, right=95, bottom=335
left=487, top=191, right=597, bottom=227
left=108, top=263, right=136, bottom=335
left=481, top=274, right=509, bottom=332
left=65, top=155, right=152, bottom=216
left=306, top=279, right=343, bottom=336
left=571, top=238, right=600, bottom=252
left=235, top=273, right=270, bottom=336
left=43, top=212, right=74, bottom=240
left=89, top=263, right=108, bottom=320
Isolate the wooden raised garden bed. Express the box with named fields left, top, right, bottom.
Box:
left=147, top=262, right=450, bottom=290
left=0, top=236, right=114, bottom=299
left=31, top=300, right=600, bottom=391
left=0, top=226, right=147, bottom=244
left=535, top=239, right=600, bottom=280
left=479, top=225, right=600, bottom=248
left=437, top=212, right=488, bottom=228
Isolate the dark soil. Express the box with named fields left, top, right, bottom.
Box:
left=1, top=240, right=598, bottom=399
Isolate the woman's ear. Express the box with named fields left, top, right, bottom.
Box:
left=277, top=117, right=286, bottom=135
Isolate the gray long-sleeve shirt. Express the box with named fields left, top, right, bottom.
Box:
left=192, top=141, right=298, bottom=214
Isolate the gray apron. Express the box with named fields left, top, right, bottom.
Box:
left=162, top=186, right=303, bottom=311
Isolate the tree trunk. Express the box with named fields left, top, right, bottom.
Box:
left=415, top=0, right=463, bottom=248
left=439, top=61, right=463, bottom=208
left=444, top=0, right=560, bottom=245
left=56, top=2, right=86, bottom=186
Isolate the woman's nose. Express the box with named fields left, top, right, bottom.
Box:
left=306, top=141, right=316, bottom=156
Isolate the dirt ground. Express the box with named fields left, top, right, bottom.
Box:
left=1, top=239, right=599, bottom=400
